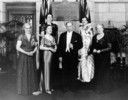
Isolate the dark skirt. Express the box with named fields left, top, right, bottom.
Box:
left=17, top=53, right=38, bottom=95
left=94, top=53, right=111, bottom=92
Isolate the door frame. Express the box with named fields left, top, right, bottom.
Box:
left=6, top=2, right=36, bottom=34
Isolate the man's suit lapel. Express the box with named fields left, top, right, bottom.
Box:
left=71, top=31, right=75, bottom=44
left=64, top=32, right=67, bottom=47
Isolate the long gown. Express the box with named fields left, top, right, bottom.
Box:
left=17, top=34, right=38, bottom=95
left=41, top=36, right=56, bottom=90
left=78, top=26, right=94, bottom=82
left=90, top=33, right=111, bottom=92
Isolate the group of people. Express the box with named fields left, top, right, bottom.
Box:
left=16, top=14, right=112, bottom=95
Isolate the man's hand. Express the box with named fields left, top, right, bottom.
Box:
left=59, top=57, right=62, bottom=62
left=59, top=62, right=62, bottom=69
left=69, top=43, right=73, bottom=50
left=59, top=57, right=62, bottom=69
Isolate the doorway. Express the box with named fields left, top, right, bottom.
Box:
left=5, top=2, right=36, bottom=70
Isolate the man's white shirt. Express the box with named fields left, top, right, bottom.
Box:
left=66, top=31, right=73, bottom=52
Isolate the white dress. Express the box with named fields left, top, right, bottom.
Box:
left=77, top=25, right=94, bottom=82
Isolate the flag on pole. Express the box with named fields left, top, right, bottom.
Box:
left=38, top=0, right=52, bottom=73
left=80, top=0, right=91, bottom=23
left=39, top=0, right=47, bottom=24
left=39, top=0, right=52, bottom=25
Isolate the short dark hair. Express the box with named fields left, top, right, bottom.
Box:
left=47, top=13, right=53, bottom=18
left=82, top=17, right=88, bottom=22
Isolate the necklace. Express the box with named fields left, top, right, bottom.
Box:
left=25, top=33, right=31, bottom=41
left=97, top=33, right=104, bottom=40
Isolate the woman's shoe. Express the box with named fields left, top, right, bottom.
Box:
left=51, top=89, right=54, bottom=92
left=32, top=91, right=42, bottom=96
left=46, top=90, right=52, bottom=94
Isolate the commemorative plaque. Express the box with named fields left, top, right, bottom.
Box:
left=52, top=1, right=79, bottom=21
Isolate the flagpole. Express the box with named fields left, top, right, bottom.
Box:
left=36, top=0, right=43, bottom=70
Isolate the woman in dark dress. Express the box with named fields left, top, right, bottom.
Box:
left=16, top=23, right=38, bottom=95
left=89, top=24, right=112, bottom=93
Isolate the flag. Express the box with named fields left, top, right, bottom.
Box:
left=80, top=0, right=91, bottom=23
left=39, top=0, right=52, bottom=25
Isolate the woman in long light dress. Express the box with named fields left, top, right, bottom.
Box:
left=78, top=18, right=94, bottom=82
left=39, top=25, right=57, bottom=94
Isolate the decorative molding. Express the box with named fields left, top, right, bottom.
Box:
left=6, top=2, right=36, bottom=11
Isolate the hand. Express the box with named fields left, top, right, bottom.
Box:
left=59, top=57, right=63, bottom=69
left=50, top=48, right=56, bottom=52
left=59, top=61, right=62, bottom=69
left=93, top=49, right=97, bottom=53
left=34, top=42, right=39, bottom=46
left=32, top=42, right=38, bottom=46
left=59, top=57, right=62, bottom=62
left=26, top=51, right=33, bottom=56
left=97, top=50, right=101, bottom=54
left=69, top=43, right=73, bottom=50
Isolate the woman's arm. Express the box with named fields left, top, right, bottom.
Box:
left=39, top=37, right=52, bottom=51
left=50, top=44, right=57, bottom=52
left=100, top=43, right=112, bottom=53
left=40, top=45, right=52, bottom=51
left=32, top=47, right=37, bottom=54
left=16, top=40, right=33, bottom=56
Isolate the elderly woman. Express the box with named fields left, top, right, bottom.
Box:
left=89, top=24, right=112, bottom=93
left=16, top=23, right=38, bottom=95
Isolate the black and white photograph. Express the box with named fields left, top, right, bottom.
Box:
left=0, top=0, right=128, bottom=100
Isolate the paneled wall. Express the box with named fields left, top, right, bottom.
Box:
left=125, top=3, right=128, bottom=26
left=93, top=0, right=128, bottom=28
left=0, top=0, right=128, bottom=36
left=94, top=2, right=125, bottom=28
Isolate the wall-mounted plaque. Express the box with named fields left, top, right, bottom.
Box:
left=52, top=2, right=79, bottom=21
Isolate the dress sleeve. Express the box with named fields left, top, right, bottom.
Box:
left=17, top=35, right=23, bottom=41
left=101, top=33, right=112, bottom=53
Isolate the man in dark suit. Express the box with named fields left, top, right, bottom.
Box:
left=40, top=14, right=58, bottom=42
left=57, top=21, right=83, bottom=91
